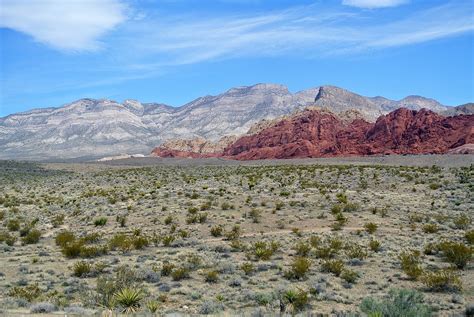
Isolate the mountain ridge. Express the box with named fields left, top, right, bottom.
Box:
left=0, top=83, right=471, bottom=160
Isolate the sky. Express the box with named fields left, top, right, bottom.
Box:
left=0, top=0, right=473, bottom=116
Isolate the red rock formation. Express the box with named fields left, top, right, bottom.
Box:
left=223, top=108, right=473, bottom=160
left=151, top=108, right=473, bottom=160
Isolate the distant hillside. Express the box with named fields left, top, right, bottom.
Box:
left=0, top=84, right=453, bottom=160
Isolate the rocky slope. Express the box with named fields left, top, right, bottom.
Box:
left=222, top=108, right=473, bottom=160
left=0, top=84, right=454, bottom=160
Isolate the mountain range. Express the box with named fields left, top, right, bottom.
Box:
left=0, top=84, right=472, bottom=160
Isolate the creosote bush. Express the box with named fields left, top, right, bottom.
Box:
left=284, top=257, right=311, bottom=280
left=437, top=241, right=472, bottom=269
left=421, top=269, right=462, bottom=292
left=399, top=250, right=423, bottom=280
left=321, top=259, right=344, bottom=276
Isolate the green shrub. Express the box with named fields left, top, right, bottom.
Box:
left=369, top=239, right=381, bottom=252
left=225, top=225, right=241, bottom=240
left=22, top=229, right=41, bottom=244
left=341, top=269, right=359, bottom=284
left=171, top=267, right=190, bottom=281
left=281, top=289, right=309, bottom=313
left=161, top=262, right=175, bottom=276
left=285, top=257, right=311, bottom=280
left=364, top=222, right=378, bottom=234
left=453, top=213, right=471, bottom=230
left=72, top=261, right=91, bottom=277
left=240, top=262, right=255, bottom=275
left=466, top=230, right=474, bottom=244
left=55, top=230, right=75, bottom=247
left=210, top=225, right=223, bottom=237
left=422, top=223, right=439, bottom=234
left=345, top=243, right=367, bottom=260
left=321, top=259, right=344, bottom=276
left=94, top=217, right=107, bottom=226
left=398, top=250, right=423, bottom=280
left=294, top=241, right=312, bottom=257
left=146, top=300, right=160, bottom=313
left=0, top=231, right=17, bottom=246
left=421, top=269, right=462, bottom=292
left=8, top=284, right=41, bottom=302
left=7, top=219, right=20, bottom=231
left=360, top=289, right=432, bottom=317
left=437, top=241, right=472, bottom=269
left=204, top=270, right=219, bottom=283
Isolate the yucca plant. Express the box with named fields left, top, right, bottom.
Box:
left=113, top=287, right=143, bottom=313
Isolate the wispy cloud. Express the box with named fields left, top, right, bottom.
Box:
left=342, top=0, right=409, bottom=9
left=115, top=1, right=473, bottom=66
left=0, top=0, right=127, bottom=51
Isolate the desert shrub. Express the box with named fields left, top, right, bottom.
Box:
left=360, top=289, right=432, bottom=317
left=161, top=262, right=175, bottom=276
left=453, top=213, right=471, bottom=230
left=79, top=245, right=108, bottom=258
left=117, top=215, right=127, bottom=227
left=55, top=230, right=75, bottom=247
left=285, top=257, right=311, bottom=280
left=22, top=229, right=41, bottom=244
left=0, top=231, right=17, bottom=246
left=294, top=241, right=312, bottom=257
left=429, top=183, right=440, bottom=190
left=52, top=214, right=65, bottom=228
left=343, top=202, right=360, bottom=213
left=364, top=222, right=378, bottom=234
left=199, top=300, right=224, bottom=314
left=398, top=250, right=423, bottom=280
left=251, top=241, right=278, bottom=261
left=345, top=243, right=367, bottom=260
left=336, top=193, right=347, bottom=204
left=240, top=262, right=255, bottom=275
left=369, top=239, right=381, bottom=252
left=171, top=267, right=190, bottom=281
left=437, top=241, right=472, bottom=269
left=93, top=217, right=107, bottom=226
left=309, top=235, right=321, bottom=248
left=146, top=300, right=160, bottom=313
left=225, top=225, right=241, bottom=240
left=221, top=202, right=233, bottom=210
left=72, top=261, right=91, bottom=277
left=466, top=230, right=474, bottom=244
left=281, top=289, right=309, bottom=313
left=249, top=208, right=261, bottom=223
left=61, top=241, right=83, bottom=258
left=204, top=270, right=219, bottom=283
left=7, top=219, right=20, bottom=231
left=164, top=215, right=173, bottom=225
left=422, top=223, right=439, bottom=234
left=321, top=259, right=344, bottom=276
left=421, top=269, right=462, bottom=292
left=210, top=225, right=223, bottom=237
left=113, top=287, right=143, bottom=313
left=8, top=284, right=41, bottom=302
left=162, top=235, right=175, bottom=246
left=30, top=302, right=56, bottom=313
left=341, top=269, right=359, bottom=284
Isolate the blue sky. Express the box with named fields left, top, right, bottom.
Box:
left=0, top=0, right=473, bottom=116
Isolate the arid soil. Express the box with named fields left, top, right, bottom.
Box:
left=0, top=156, right=472, bottom=316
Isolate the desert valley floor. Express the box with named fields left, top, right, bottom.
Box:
left=0, top=155, right=472, bottom=316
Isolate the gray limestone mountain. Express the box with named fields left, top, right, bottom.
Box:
left=0, top=83, right=455, bottom=160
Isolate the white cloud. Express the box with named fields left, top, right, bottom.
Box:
left=114, top=1, right=473, bottom=66
left=0, top=0, right=127, bottom=51
left=342, top=0, right=408, bottom=9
